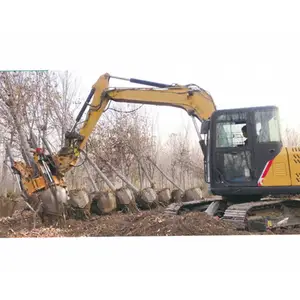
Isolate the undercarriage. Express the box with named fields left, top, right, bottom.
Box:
left=164, top=196, right=300, bottom=232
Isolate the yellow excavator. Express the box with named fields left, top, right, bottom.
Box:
left=9, top=73, right=300, bottom=231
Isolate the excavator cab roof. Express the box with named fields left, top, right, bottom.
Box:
left=211, top=105, right=279, bottom=117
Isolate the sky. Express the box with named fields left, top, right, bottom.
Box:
left=1, top=1, right=300, bottom=146
left=69, top=31, right=300, bottom=143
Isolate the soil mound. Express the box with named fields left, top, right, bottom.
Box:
left=0, top=209, right=250, bottom=237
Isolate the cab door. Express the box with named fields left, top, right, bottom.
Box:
left=251, top=106, right=284, bottom=186
left=210, top=108, right=257, bottom=188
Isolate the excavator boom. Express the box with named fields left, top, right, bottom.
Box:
left=56, top=73, right=216, bottom=174
left=77, top=74, right=215, bottom=147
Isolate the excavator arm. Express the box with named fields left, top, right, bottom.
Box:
left=56, top=73, right=216, bottom=174
left=11, top=73, right=216, bottom=198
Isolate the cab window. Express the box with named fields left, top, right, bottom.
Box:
left=255, top=108, right=281, bottom=143
left=215, top=112, right=248, bottom=148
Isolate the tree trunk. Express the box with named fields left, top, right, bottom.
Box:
left=83, top=152, right=138, bottom=212
left=8, top=105, right=32, bottom=166
left=146, top=156, right=184, bottom=192
left=83, top=161, right=99, bottom=192
left=84, top=154, right=117, bottom=192
left=98, top=156, right=139, bottom=193
left=130, top=149, right=155, bottom=189
left=138, top=164, right=143, bottom=189
left=121, top=157, right=126, bottom=187
left=1, top=147, right=9, bottom=197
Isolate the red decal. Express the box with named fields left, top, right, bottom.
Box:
left=258, top=160, right=274, bottom=186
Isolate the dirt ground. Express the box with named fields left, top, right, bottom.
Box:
left=1, top=207, right=300, bottom=238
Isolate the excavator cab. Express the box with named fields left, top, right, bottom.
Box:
left=207, top=105, right=283, bottom=198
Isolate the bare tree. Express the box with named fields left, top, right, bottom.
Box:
left=46, top=71, right=81, bottom=148
left=0, top=71, right=81, bottom=198
left=87, top=103, right=158, bottom=189
left=282, top=127, right=300, bottom=147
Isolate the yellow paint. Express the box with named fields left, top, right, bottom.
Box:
left=21, top=173, right=66, bottom=196
left=106, top=86, right=216, bottom=121
left=13, top=161, right=33, bottom=178
left=24, top=176, right=46, bottom=195
left=287, top=147, right=300, bottom=186
left=79, top=73, right=111, bottom=150
left=267, top=220, right=273, bottom=228
left=260, top=147, right=291, bottom=186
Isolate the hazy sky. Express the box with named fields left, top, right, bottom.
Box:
left=69, top=31, right=300, bottom=142
left=1, top=1, right=300, bottom=144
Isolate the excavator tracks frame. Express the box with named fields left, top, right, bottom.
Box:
left=164, top=197, right=300, bottom=232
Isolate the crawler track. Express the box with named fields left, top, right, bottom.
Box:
left=222, top=199, right=285, bottom=230
left=165, top=197, right=300, bottom=231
